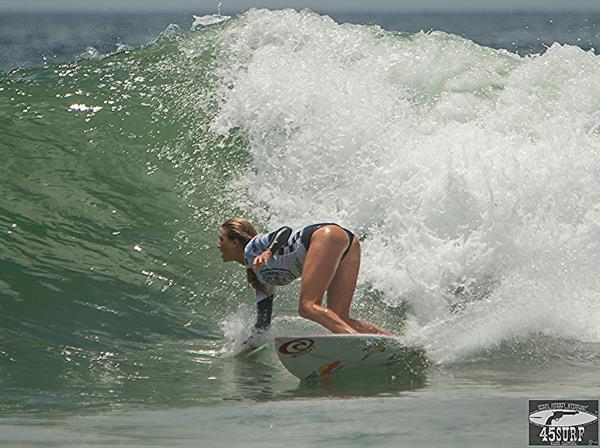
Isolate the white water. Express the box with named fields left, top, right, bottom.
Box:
left=211, top=9, right=600, bottom=363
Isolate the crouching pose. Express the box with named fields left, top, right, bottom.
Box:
left=218, top=218, right=390, bottom=355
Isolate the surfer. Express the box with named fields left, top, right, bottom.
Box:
left=218, top=218, right=390, bottom=354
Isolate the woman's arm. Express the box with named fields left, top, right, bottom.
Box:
left=252, top=226, right=292, bottom=271
left=235, top=296, right=273, bottom=357
left=267, top=226, right=292, bottom=253
left=255, top=295, right=273, bottom=330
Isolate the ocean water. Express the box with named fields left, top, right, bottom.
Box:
left=2, top=10, right=600, bottom=71
left=1, top=7, right=600, bottom=447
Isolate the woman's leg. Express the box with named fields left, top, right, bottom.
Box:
left=298, top=226, right=358, bottom=334
left=326, top=237, right=391, bottom=335
left=299, top=225, right=390, bottom=334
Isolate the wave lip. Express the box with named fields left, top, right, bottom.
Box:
left=192, top=14, right=231, bottom=29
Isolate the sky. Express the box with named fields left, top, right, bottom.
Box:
left=3, top=0, right=600, bottom=13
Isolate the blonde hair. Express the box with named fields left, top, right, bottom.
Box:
left=221, top=218, right=258, bottom=245
left=221, top=218, right=266, bottom=294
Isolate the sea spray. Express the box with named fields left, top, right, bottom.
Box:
left=211, top=9, right=600, bottom=362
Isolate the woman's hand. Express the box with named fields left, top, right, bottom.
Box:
left=252, top=250, right=272, bottom=271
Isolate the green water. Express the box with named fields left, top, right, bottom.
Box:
left=2, top=8, right=600, bottom=447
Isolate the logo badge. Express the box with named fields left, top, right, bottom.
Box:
left=529, top=400, right=598, bottom=446
left=361, top=339, right=387, bottom=361
left=305, top=361, right=343, bottom=380
left=278, top=338, right=315, bottom=356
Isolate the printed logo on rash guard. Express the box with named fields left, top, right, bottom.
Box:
left=260, top=268, right=295, bottom=285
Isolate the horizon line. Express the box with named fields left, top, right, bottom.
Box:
left=3, top=0, right=600, bottom=14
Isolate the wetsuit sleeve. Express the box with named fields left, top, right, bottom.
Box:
left=255, top=295, right=273, bottom=330
left=266, top=226, right=292, bottom=253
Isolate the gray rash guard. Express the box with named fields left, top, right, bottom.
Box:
left=244, top=225, right=306, bottom=303
left=244, top=223, right=354, bottom=331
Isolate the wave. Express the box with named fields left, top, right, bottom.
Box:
left=1, top=9, right=599, bottom=405
left=210, top=9, right=600, bottom=362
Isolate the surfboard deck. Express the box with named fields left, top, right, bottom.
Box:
left=275, top=334, right=427, bottom=381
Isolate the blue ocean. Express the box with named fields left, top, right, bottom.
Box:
left=1, top=6, right=600, bottom=447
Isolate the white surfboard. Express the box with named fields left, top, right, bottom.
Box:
left=275, top=334, right=427, bottom=381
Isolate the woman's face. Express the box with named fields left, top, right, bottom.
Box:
left=218, top=227, right=239, bottom=262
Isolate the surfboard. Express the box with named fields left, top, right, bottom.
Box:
left=275, top=334, right=427, bottom=381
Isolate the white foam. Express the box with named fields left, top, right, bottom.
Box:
left=211, top=9, right=600, bottom=362
left=78, top=46, right=102, bottom=60
left=159, top=23, right=181, bottom=39
left=192, top=14, right=231, bottom=30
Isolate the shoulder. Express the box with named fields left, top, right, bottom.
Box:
left=244, top=234, right=267, bottom=263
